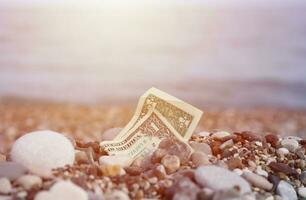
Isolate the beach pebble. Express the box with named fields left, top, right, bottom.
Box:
left=0, top=154, right=5, bottom=162
left=101, top=128, right=122, bottom=141
left=255, top=167, right=268, bottom=178
left=158, top=138, right=191, bottom=164
left=75, top=151, right=89, bottom=164
left=11, top=130, right=75, bottom=177
left=265, top=134, right=279, bottom=148
left=191, top=151, right=210, bottom=167
left=212, top=131, right=231, bottom=139
left=195, top=166, right=251, bottom=194
left=277, top=148, right=290, bottom=156
left=100, top=165, right=124, bottom=177
left=268, top=162, right=297, bottom=176
left=242, top=172, right=273, bottom=191
left=0, top=195, right=11, bottom=200
left=276, top=181, right=297, bottom=200
left=298, top=187, right=306, bottom=198
left=281, top=138, right=299, bottom=152
left=241, top=131, right=263, bottom=142
left=219, top=139, right=234, bottom=150
left=190, top=142, right=212, bottom=155
left=0, top=162, right=27, bottom=180
left=170, top=177, right=200, bottom=200
left=284, top=136, right=302, bottom=141
left=0, top=178, right=11, bottom=194
left=16, top=175, right=42, bottom=190
left=105, top=190, right=130, bottom=200
left=226, top=157, right=243, bottom=170
left=161, top=155, right=180, bottom=174
left=268, top=174, right=280, bottom=192
left=300, top=171, right=306, bottom=185
left=99, top=155, right=132, bottom=168
left=35, top=181, right=88, bottom=200
left=194, top=131, right=210, bottom=137
left=233, top=168, right=243, bottom=176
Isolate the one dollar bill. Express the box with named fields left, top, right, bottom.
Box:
left=100, top=109, right=194, bottom=160
left=114, top=87, right=203, bottom=141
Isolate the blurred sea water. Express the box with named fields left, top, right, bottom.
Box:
left=0, top=1, right=306, bottom=108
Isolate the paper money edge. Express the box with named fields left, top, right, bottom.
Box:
left=114, top=87, right=203, bottom=141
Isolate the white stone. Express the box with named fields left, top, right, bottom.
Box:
left=265, top=196, right=274, bottom=200
left=277, top=147, right=290, bottom=156
left=298, top=187, right=306, bottom=198
left=0, top=178, right=11, bottom=194
left=254, top=141, right=263, bottom=147
left=105, top=190, right=130, bottom=200
left=99, top=155, right=132, bottom=168
left=281, top=138, right=299, bottom=152
left=255, top=167, right=268, bottom=178
left=233, top=168, right=243, bottom=176
left=11, top=130, right=75, bottom=177
left=17, top=175, right=42, bottom=190
left=0, top=195, right=11, bottom=200
left=284, top=136, right=302, bottom=141
left=194, top=131, right=211, bottom=137
left=101, top=128, right=123, bottom=141
left=242, top=172, right=273, bottom=191
left=276, top=180, right=297, bottom=200
left=34, top=181, right=88, bottom=200
left=211, top=131, right=231, bottom=139
left=195, top=166, right=251, bottom=194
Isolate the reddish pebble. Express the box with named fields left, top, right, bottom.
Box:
left=211, top=141, right=222, bottom=156
left=265, top=134, right=279, bottom=148
left=268, top=162, right=297, bottom=176
left=226, top=157, right=243, bottom=170
left=240, top=131, right=263, bottom=142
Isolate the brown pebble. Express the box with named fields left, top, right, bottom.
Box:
left=268, top=162, right=297, bottom=176
left=100, top=165, right=122, bottom=177
left=211, top=141, right=222, bottom=156
left=161, top=155, right=180, bottom=174
left=265, top=134, right=279, bottom=148
left=217, top=135, right=237, bottom=143
left=125, top=166, right=142, bottom=176
left=240, top=131, right=263, bottom=142
left=191, top=151, right=211, bottom=167
left=0, top=154, right=6, bottom=162
left=226, top=157, right=243, bottom=170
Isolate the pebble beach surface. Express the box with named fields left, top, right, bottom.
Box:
left=0, top=101, right=306, bottom=200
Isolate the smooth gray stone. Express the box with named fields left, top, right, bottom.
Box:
left=276, top=180, right=297, bottom=200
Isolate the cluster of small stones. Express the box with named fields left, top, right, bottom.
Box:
left=1, top=130, right=306, bottom=200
